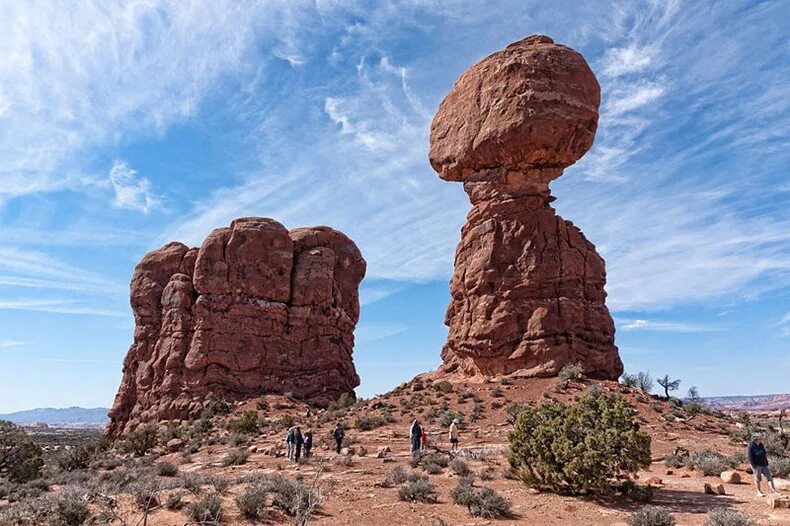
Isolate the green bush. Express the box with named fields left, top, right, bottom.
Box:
left=383, top=466, right=409, bottom=487
left=628, top=506, right=676, bottom=526
left=121, top=425, right=158, bottom=457
left=259, top=473, right=323, bottom=523
left=202, top=394, right=233, bottom=418
left=56, top=444, right=98, bottom=472
left=235, top=484, right=268, bottom=520
left=166, top=491, right=186, bottom=510
left=188, top=492, right=222, bottom=523
left=221, top=449, right=250, bottom=467
left=558, top=363, right=584, bottom=382
left=433, top=381, right=454, bottom=394
left=507, top=393, right=651, bottom=495
left=505, top=403, right=529, bottom=425
left=704, top=508, right=754, bottom=526
left=354, top=414, right=394, bottom=431
left=0, top=420, right=44, bottom=482
left=226, top=411, right=260, bottom=434
left=771, top=457, right=790, bottom=478
left=54, top=495, right=90, bottom=526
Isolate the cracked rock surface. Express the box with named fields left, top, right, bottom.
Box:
left=108, top=218, right=365, bottom=437
left=430, top=35, right=623, bottom=379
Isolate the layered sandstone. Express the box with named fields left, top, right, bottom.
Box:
left=107, top=218, right=365, bottom=437
left=430, top=35, right=623, bottom=379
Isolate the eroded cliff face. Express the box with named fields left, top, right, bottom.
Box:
left=429, top=35, right=623, bottom=379
left=108, top=218, right=365, bottom=437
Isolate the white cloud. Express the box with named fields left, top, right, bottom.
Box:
left=606, top=83, right=665, bottom=116
left=0, top=298, right=125, bottom=317
left=355, top=322, right=410, bottom=345
left=0, top=340, right=29, bottom=349
left=602, top=45, right=655, bottom=77
left=618, top=319, right=724, bottom=332
left=774, top=312, right=790, bottom=337
left=108, top=161, right=159, bottom=213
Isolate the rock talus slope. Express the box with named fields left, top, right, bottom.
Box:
left=107, top=218, right=365, bottom=437
left=429, top=35, right=623, bottom=379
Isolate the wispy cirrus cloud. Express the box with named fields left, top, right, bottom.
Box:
left=107, top=161, right=160, bottom=213
left=618, top=319, right=724, bottom=333
left=0, top=340, right=30, bottom=349
left=0, top=298, right=125, bottom=317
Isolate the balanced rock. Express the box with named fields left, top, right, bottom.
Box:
left=429, top=35, right=623, bottom=379
left=107, top=218, right=365, bottom=437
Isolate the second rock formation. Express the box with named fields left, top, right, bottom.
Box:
left=429, top=35, right=623, bottom=379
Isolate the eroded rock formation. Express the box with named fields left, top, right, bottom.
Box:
left=430, top=35, right=623, bottom=379
left=108, top=218, right=365, bottom=437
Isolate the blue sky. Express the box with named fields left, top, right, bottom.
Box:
left=0, top=1, right=788, bottom=413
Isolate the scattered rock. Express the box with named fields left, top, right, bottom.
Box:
left=703, top=483, right=715, bottom=495
left=107, top=218, right=366, bottom=437
left=704, top=483, right=726, bottom=495
left=165, top=438, right=184, bottom=452
left=745, top=466, right=754, bottom=475
left=665, top=469, right=674, bottom=475
left=720, top=470, right=741, bottom=484
left=341, top=447, right=356, bottom=456
left=376, top=446, right=391, bottom=458
left=769, top=494, right=790, bottom=509
left=429, top=35, right=622, bottom=379
left=645, top=477, right=663, bottom=485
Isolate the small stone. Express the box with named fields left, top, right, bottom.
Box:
left=645, top=477, right=663, bottom=485
left=720, top=470, right=741, bottom=484
left=769, top=495, right=790, bottom=509
left=703, top=483, right=716, bottom=495
left=715, top=484, right=726, bottom=495
left=665, top=469, right=674, bottom=475
left=166, top=438, right=184, bottom=451
left=376, top=446, right=391, bottom=458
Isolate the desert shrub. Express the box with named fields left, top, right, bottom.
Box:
left=664, top=451, right=687, bottom=469
left=166, top=491, right=186, bottom=510
left=56, top=444, right=98, bottom=472
left=423, top=460, right=444, bottom=475
left=449, top=459, right=470, bottom=476
left=628, top=506, right=676, bottom=526
left=421, top=453, right=449, bottom=468
left=439, top=411, right=464, bottom=428
left=687, top=450, right=738, bottom=476
left=263, top=473, right=323, bottom=523
left=158, top=422, right=184, bottom=443
left=132, top=479, right=161, bottom=511
left=209, top=475, right=231, bottom=494
left=558, top=363, right=584, bottom=383
left=203, top=394, right=233, bottom=418
left=621, top=373, right=639, bottom=388
left=121, top=425, right=158, bottom=457
left=492, top=386, right=504, bottom=398
left=457, top=391, right=474, bottom=404
left=181, top=472, right=203, bottom=493
left=0, top=421, right=44, bottom=482
left=478, top=466, right=496, bottom=481
left=156, top=461, right=178, bottom=477
left=763, top=430, right=789, bottom=457
left=54, top=495, right=90, bottom=526
left=235, top=484, right=268, bottom=520
left=433, top=381, right=454, bottom=394
left=327, top=391, right=357, bottom=412
left=354, top=414, right=393, bottom=431
left=383, top=466, right=409, bottom=487
left=256, top=396, right=269, bottom=411
left=771, top=457, right=790, bottom=478
left=704, top=508, right=754, bottom=526
left=620, top=480, right=654, bottom=503
left=507, top=393, right=651, bottom=495
left=222, top=448, right=250, bottom=467
left=397, top=476, right=437, bottom=503
left=188, top=492, right=222, bottom=523
left=470, top=402, right=483, bottom=421
left=226, top=411, right=260, bottom=435
left=229, top=432, right=248, bottom=446
left=451, top=477, right=510, bottom=518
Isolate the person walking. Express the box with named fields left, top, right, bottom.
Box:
left=420, top=426, right=428, bottom=451
left=748, top=434, right=781, bottom=497
left=333, top=423, right=345, bottom=454
left=449, top=418, right=460, bottom=452
left=303, top=429, right=313, bottom=458
left=409, top=419, right=422, bottom=454
left=293, top=426, right=304, bottom=462
left=285, top=425, right=296, bottom=460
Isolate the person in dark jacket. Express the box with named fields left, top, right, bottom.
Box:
left=409, top=420, right=422, bottom=454
left=285, top=426, right=296, bottom=460
left=748, top=434, right=781, bottom=497
left=333, top=423, right=345, bottom=453
left=303, top=429, right=313, bottom=458
left=293, top=426, right=304, bottom=462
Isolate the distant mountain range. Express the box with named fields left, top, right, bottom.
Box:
left=702, top=394, right=790, bottom=412
left=0, top=407, right=109, bottom=427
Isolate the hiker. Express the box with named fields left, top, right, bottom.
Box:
left=409, top=419, right=422, bottom=454
left=333, top=423, right=345, bottom=453
left=420, top=426, right=428, bottom=450
left=285, top=425, right=296, bottom=459
left=449, top=418, right=460, bottom=452
left=293, top=426, right=304, bottom=462
left=748, top=434, right=781, bottom=497
left=303, top=429, right=314, bottom=458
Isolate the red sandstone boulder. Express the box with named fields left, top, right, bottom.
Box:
left=430, top=35, right=622, bottom=380
left=107, top=218, right=365, bottom=437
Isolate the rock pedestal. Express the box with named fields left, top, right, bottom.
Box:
left=429, top=35, right=623, bottom=379
left=107, top=218, right=365, bottom=437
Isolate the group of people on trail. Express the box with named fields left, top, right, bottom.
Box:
left=748, top=434, right=782, bottom=497
left=409, top=418, right=460, bottom=454
left=285, top=426, right=313, bottom=462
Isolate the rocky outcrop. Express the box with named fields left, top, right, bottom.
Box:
left=429, top=35, right=623, bottom=379
left=107, top=218, right=365, bottom=437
